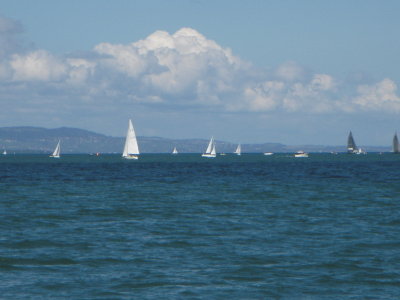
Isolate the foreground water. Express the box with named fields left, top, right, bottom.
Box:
left=1, top=153, right=400, bottom=299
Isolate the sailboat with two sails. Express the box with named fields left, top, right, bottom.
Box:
left=202, top=136, right=216, bottom=158
left=122, top=119, right=140, bottom=160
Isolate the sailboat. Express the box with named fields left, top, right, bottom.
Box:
left=122, top=119, right=140, bottom=160
left=49, top=140, right=61, bottom=158
left=234, top=144, right=241, bottom=155
left=202, top=136, right=216, bottom=158
left=2, top=149, right=6, bottom=155
left=347, top=131, right=366, bottom=154
left=393, top=133, right=399, bottom=153
left=347, top=131, right=358, bottom=154
left=172, top=147, right=178, bottom=155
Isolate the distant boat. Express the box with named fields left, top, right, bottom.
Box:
left=49, top=140, right=61, bottom=158
left=347, top=131, right=358, bottom=154
left=294, top=151, right=308, bottom=158
left=393, top=133, right=399, bottom=153
left=202, top=136, right=216, bottom=158
left=263, top=152, right=274, bottom=156
left=122, top=119, right=140, bottom=160
left=172, top=147, right=178, bottom=155
left=347, top=131, right=366, bottom=154
left=2, top=149, right=6, bottom=155
left=234, top=144, right=241, bottom=155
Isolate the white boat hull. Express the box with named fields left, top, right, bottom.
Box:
left=294, top=153, right=308, bottom=158
left=202, top=153, right=216, bottom=158
left=123, top=155, right=139, bottom=160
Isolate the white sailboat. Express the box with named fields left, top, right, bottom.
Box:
left=50, top=140, right=61, bottom=158
left=202, top=136, right=216, bottom=158
left=122, top=119, right=140, bottom=160
left=2, top=149, right=6, bottom=155
left=172, top=147, right=178, bottom=155
left=234, top=144, right=241, bottom=155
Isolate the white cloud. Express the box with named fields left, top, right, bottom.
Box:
left=10, top=50, right=67, bottom=81
left=275, top=61, right=306, bottom=82
left=0, top=23, right=400, bottom=117
left=353, top=78, right=400, bottom=112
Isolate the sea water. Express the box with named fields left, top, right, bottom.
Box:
left=1, top=153, right=400, bottom=298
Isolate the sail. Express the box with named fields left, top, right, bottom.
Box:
left=234, top=144, right=241, bottom=155
left=393, top=133, right=399, bottom=153
left=205, top=137, right=214, bottom=154
left=2, top=149, right=6, bottom=155
left=347, top=131, right=357, bottom=153
left=51, top=140, right=61, bottom=157
left=211, top=143, right=216, bottom=155
left=122, top=119, right=140, bottom=157
left=172, top=147, right=178, bottom=154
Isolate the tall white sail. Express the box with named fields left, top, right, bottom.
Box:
left=206, top=137, right=214, bottom=154
left=202, top=136, right=216, bottom=158
left=234, top=144, right=241, bottom=155
left=172, top=147, right=178, bottom=154
left=122, top=119, right=140, bottom=159
left=2, top=149, right=6, bottom=155
left=50, top=140, right=61, bottom=158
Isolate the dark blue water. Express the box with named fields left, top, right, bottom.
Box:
left=1, top=153, right=400, bottom=299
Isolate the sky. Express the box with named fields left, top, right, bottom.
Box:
left=1, top=0, right=400, bottom=146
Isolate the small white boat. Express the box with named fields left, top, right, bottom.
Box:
left=2, top=149, right=6, bottom=155
left=172, top=147, right=178, bottom=155
left=234, top=144, right=241, bottom=156
left=294, top=151, right=308, bottom=158
left=263, top=152, right=274, bottom=156
left=122, top=119, right=140, bottom=160
left=202, top=137, right=216, bottom=158
left=50, top=140, right=61, bottom=158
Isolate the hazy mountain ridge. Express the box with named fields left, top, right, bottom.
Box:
left=0, top=126, right=391, bottom=153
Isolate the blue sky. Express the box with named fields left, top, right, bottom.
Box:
left=1, top=0, right=400, bottom=146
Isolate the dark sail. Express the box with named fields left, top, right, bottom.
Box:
left=393, top=133, right=399, bottom=153
left=347, top=131, right=358, bottom=153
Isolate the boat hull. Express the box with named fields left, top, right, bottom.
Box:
left=123, top=155, right=139, bottom=160
left=294, top=153, right=308, bottom=158
left=202, top=154, right=216, bottom=158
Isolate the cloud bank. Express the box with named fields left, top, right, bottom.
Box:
left=1, top=16, right=400, bottom=116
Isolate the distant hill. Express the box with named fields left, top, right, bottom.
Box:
left=0, top=126, right=286, bottom=154
left=0, top=126, right=391, bottom=153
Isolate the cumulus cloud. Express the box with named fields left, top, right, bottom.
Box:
left=0, top=21, right=400, bottom=116
left=11, top=50, right=67, bottom=81
left=352, top=78, right=400, bottom=112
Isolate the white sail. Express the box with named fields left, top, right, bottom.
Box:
left=2, top=149, right=6, bottom=155
left=172, top=147, right=178, bottom=154
left=234, top=144, right=241, bottom=155
left=211, top=144, right=216, bottom=155
left=202, top=136, right=216, bottom=158
left=122, top=119, right=140, bottom=159
left=50, top=140, right=61, bottom=158
left=205, top=137, right=214, bottom=154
